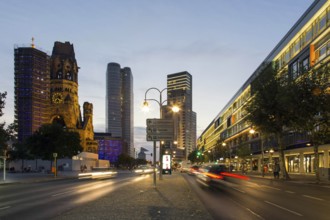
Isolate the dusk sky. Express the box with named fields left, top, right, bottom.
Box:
left=0, top=0, right=313, bottom=156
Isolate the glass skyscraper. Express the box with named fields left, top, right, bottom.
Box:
left=106, top=63, right=134, bottom=157
left=167, top=71, right=196, bottom=159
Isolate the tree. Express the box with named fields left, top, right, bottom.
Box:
left=244, top=63, right=296, bottom=180
left=213, top=139, right=230, bottom=161
left=0, top=92, right=9, bottom=153
left=291, top=64, right=330, bottom=182
left=188, top=149, right=204, bottom=164
left=26, top=123, right=82, bottom=161
left=116, top=153, right=135, bottom=168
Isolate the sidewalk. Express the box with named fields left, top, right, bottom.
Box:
left=55, top=172, right=213, bottom=220
left=246, top=171, right=330, bottom=185
left=0, top=170, right=80, bottom=184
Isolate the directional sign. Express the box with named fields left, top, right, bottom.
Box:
left=146, top=119, right=174, bottom=141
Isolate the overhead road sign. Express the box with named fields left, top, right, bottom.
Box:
left=146, top=119, right=174, bottom=141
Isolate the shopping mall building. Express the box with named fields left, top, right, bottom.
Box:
left=197, top=0, right=330, bottom=176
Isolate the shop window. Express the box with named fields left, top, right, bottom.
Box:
left=287, top=156, right=300, bottom=173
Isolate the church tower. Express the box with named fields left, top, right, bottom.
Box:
left=49, top=41, right=97, bottom=153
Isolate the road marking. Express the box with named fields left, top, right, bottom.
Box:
left=0, top=206, right=11, bottom=210
left=52, top=190, right=73, bottom=197
left=321, top=185, right=330, bottom=189
left=302, top=195, right=324, bottom=201
left=232, top=187, right=245, bottom=194
left=285, top=190, right=295, bottom=194
left=262, top=185, right=281, bottom=191
left=264, top=200, right=303, bottom=217
left=229, top=198, right=264, bottom=220
left=246, top=182, right=260, bottom=187
left=245, top=207, right=265, bottom=220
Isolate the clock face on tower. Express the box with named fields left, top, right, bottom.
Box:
left=52, top=93, right=63, bottom=104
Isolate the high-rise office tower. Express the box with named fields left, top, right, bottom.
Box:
left=121, top=67, right=134, bottom=157
left=167, top=71, right=196, bottom=159
left=106, top=63, right=134, bottom=157
left=14, top=42, right=50, bottom=143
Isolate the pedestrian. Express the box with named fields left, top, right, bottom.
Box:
left=273, top=162, right=280, bottom=179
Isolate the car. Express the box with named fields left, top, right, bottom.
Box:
left=196, top=164, right=249, bottom=189
left=179, top=161, right=192, bottom=173
left=188, top=165, right=200, bottom=175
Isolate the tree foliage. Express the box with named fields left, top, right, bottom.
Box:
left=0, top=92, right=9, bottom=152
left=290, top=64, right=330, bottom=182
left=25, top=123, right=82, bottom=160
left=116, top=153, right=135, bottom=168
left=188, top=149, right=204, bottom=164
left=244, top=63, right=295, bottom=179
left=245, top=62, right=330, bottom=181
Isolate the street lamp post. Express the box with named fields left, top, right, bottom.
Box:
left=1, top=150, right=7, bottom=181
left=143, top=87, right=167, bottom=181
left=269, top=148, right=274, bottom=171
left=143, top=87, right=180, bottom=181
left=250, top=128, right=267, bottom=177
left=53, top=153, right=58, bottom=178
left=222, top=142, right=231, bottom=171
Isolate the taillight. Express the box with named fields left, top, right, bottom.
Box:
left=205, top=172, right=224, bottom=179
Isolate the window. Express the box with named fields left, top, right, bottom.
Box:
left=290, top=61, right=299, bottom=79
left=227, top=116, right=231, bottom=127
left=315, top=40, right=330, bottom=61
left=301, top=57, right=309, bottom=73
left=305, top=27, right=313, bottom=44
left=318, top=13, right=327, bottom=32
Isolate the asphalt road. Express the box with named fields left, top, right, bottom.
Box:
left=0, top=173, right=141, bottom=220
left=1, top=172, right=329, bottom=220
left=183, top=174, right=330, bottom=220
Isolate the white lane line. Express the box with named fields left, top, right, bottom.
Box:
left=321, top=185, right=330, bottom=189
left=52, top=190, right=73, bottom=197
left=0, top=206, right=11, bottom=210
left=302, top=195, right=324, bottom=201
left=245, top=207, right=265, bottom=220
left=262, top=185, right=281, bottom=191
left=285, top=190, right=295, bottom=194
left=246, top=182, right=260, bottom=187
left=264, top=200, right=303, bottom=217
left=232, top=187, right=246, bottom=193
left=229, top=198, right=265, bottom=220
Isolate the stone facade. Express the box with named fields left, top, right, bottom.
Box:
left=49, top=41, right=97, bottom=153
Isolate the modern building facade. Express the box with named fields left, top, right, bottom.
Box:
left=14, top=42, right=50, bottom=142
left=106, top=63, right=134, bottom=157
left=167, top=71, right=197, bottom=160
left=94, top=132, right=123, bottom=164
left=197, top=0, right=330, bottom=176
